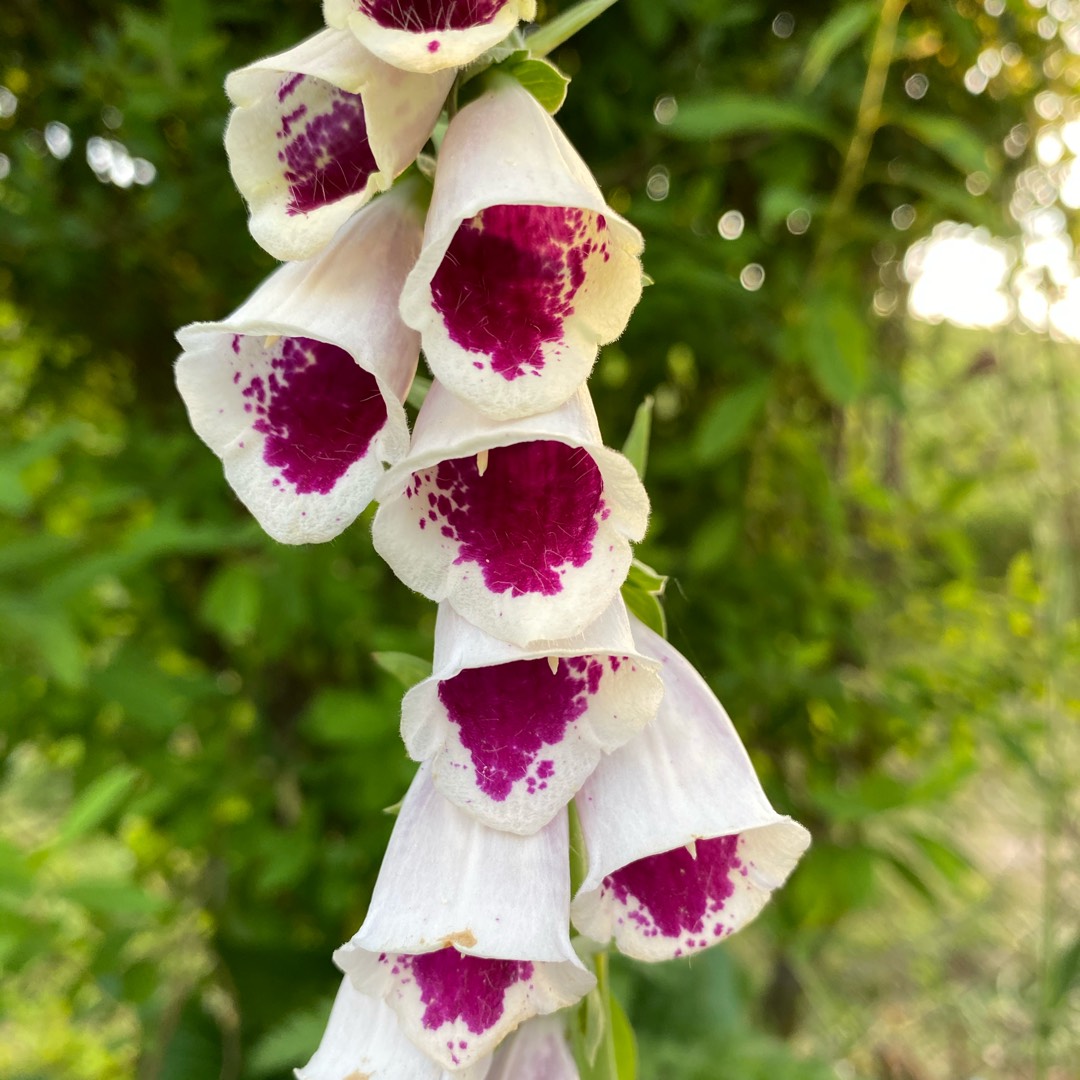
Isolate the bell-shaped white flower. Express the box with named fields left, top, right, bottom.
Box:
left=224, top=27, right=453, bottom=260
left=486, top=1016, right=579, bottom=1080
left=335, top=764, right=594, bottom=1071
left=175, top=184, right=422, bottom=544
left=399, top=78, right=644, bottom=420
left=324, top=0, right=537, bottom=74
left=402, top=599, right=663, bottom=835
left=571, top=620, right=811, bottom=962
left=297, top=976, right=492, bottom=1080
left=371, top=381, right=649, bottom=646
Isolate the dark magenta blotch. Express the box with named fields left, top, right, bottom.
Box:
left=412, top=440, right=605, bottom=596
left=604, top=834, right=743, bottom=939
left=276, top=75, right=377, bottom=215
left=430, top=205, right=606, bottom=380
left=358, top=0, right=507, bottom=31
left=240, top=336, right=387, bottom=495
left=437, top=656, right=604, bottom=801
left=401, top=949, right=533, bottom=1034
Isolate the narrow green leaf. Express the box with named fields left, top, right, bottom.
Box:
left=407, top=374, right=431, bottom=410
left=666, top=95, right=844, bottom=146
left=694, top=379, right=770, bottom=463
left=621, top=583, right=666, bottom=638
left=584, top=986, right=606, bottom=1066
left=506, top=57, right=570, bottom=113
left=887, top=109, right=993, bottom=176
left=799, top=3, right=875, bottom=92
left=621, top=396, right=654, bottom=479
left=371, top=651, right=433, bottom=688
left=1049, top=933, right=1080, bottom=1010
left=55, top=765, right=139, bottom=846
left=609, top=992, right=638, bottom=1080
left=874, top=848, right=938, bottom=908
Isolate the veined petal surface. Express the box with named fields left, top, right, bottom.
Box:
left=371, top=382, right=649, bottom=646
left=296, top=977, right=491, bottom=1080
left=324, top=0, right=537, bottom=73
left=400, top=79, right=643, bottom=419
left=335, top=764, right=593, bottom=1070
left=225, top=27, right=453, bottom=260
left=486, top=1016, right=579, bottom=1080
left=175, top=186, right=422, bottom=544
left=571, top=619, right=811, bottom=962
left=402, top=600, right=662, bottom=834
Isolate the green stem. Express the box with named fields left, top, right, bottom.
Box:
left=527, top=0, right=622, bottom=58
left=595, top=950, right=621, bottom=1079
left=815, top=0, right=907, bottom=269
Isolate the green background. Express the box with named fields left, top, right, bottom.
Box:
left=1, top=1, right=1078, bottom=1077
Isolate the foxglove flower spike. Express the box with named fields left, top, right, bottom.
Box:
left=176, top=184, right=423, bottom=544
left=225, top=28, right=453, bottom=260
left=400, top=78, right=644, bottom=420
left=324, top=0, right=538, bottom=74
left=371, top=381, right=649, bottom=646
left=402, top=599, right=663, bottom=835
left=335, top=764, right=594, bottom=1070
left=571, top=619, right=811, bottom=962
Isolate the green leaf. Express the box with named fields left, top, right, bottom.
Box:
left=610, top=992, right=638, bottom=1080
left=506, top=56, right=570, bottom=113
left=55, top=765, right=139, bottom=846
left=621, top=396, right=654, bottom=479
left=799, top=3, right=875, bottom=92
left=198, top=562, right=261, bottom=647
left=1049, top=932, right=1080, bottom=1010
left=407, top=374, right=431, bottom=410
left=887, top=109, right=993, bottom=176
left=694, top=379, right=770, bottom=463
left=247, top=999, right=332, bottom=1075
left=801, top=287, right=870, bottom=404
left=621, top=559, right=667, bottom=638
left=371, top=651, right=433, bottom=688
left=666, top=95, right=843, bottom=146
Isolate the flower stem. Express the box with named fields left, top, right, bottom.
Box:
left=528, top=0, right=622, bottom=58
left=595, top=950, right=621, bottom=1080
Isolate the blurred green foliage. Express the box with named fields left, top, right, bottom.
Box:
left=2, top=0, right=1079, bottom=1078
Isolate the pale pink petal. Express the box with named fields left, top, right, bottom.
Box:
left=401, top=600, right=662, bottom=834
left=324, top=0, right=537, bottom=73
left=400, top=79, right=643, bottom=419
left=486, top=1017, right=578, bottom=1080
left=335, top=764, right=593, bottom=1070
left=297, top=977, right=491, bottom=1080
left=175, top=185, right=421, bottom=544
left=371, top=382, right=649, bottom=646
left=225, top=28, right=453, bottom=260
left=570, top=619, right=811, bottom=962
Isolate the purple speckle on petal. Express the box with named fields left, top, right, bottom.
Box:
left=603, top=834, right=743, bottom=939
left=430, top=205, right=609, bottom=380
left=398, top=949, right=533, bottom=1034
left=411, top=441, right=605, bottom=596
left=238, top=336, right=387, bottom=494
left=437, top=656, right=603, bottom=801
left=275, top=75, right=377, bottom=215
left=358, top=0, right=507, bottom=31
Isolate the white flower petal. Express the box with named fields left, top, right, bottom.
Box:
left=400, top=78, right=643, bottom=419
left=324, top=0, right=537, bottom=73
left=401, top=600, right=662, bottom=834
left=175, top=186, right=421, bottom=544
left=297, top=977, right=491, bottom=1080
left=372, top=382, right=649, bottom=646
left=224, top=27, right=453, bottom=260
left=571, top=619, right=811, bottom=962
left=335, top=764, right=593, bottom=1070
left=486, top=1016, right=578, bottom=1080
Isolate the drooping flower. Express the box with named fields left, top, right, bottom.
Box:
left=297, top=976, right=492, bottom=1079
left=570, top=619, right=811, bottom=962
left=175, top=184, right=422, bottom=544
left=486, top=1016, right=579, bottom=1080
left=335, top=763, right=594, bottom=1071
left=324, top=0, right=538, bottom=74
left=224, top=27, right=453, bottom=260
left=371, top=381, right=649, bottom=646
left=399, top=78, right=644, bottom=420
left=401, top=598, right=663, bottom=835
